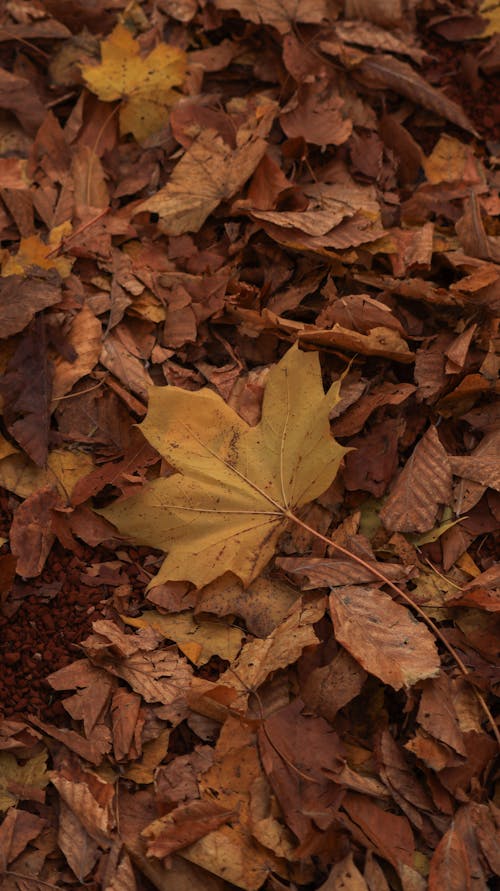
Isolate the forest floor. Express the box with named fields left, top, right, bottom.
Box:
left=0, top=2, right=499, bottom=890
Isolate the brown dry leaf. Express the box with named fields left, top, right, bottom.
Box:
left=428, top=827, right=471, bottom=891
left=101, top=345, right=347, bottom=588
left=423, top=134, right=485, bottom=185
left=51, top=304, right=102, bottom=402
left=0, top=316, right=52, bottom=466
left=81, top=24, right=187, bottom=142
left=299, top=324, right=414, bottom=364
left=99, top=329, right=153, bottom=401
left=57, top=797, right=100, bottom=881
left=342, top=791, right=415, bottom=872
left=143, top=800, right=235, bottom=858
left=196, top=573, right=298, bottom=638
left=50, top=768, right=115, bottom=848
left=0, top=808, right=45, bottom=871
left=329, top=586, right=440, bottom=689
left=215, top=0, right=329, bottom=33
left=334, top=20, right=426, bottom=63
left=380, top=426, right=452, bottom=533
left=355, top=55, right=477, bottom=134
left=9, top=485, right=58, bottom=577
left=279, top=553, right=408, bottom=587
left=137, top=102, right=276, bottom=235
left=0, top=66, right=46, bottom=133
left=299, top=647, right=367, bottom=722
left=0, top=270, right=62, bottom=339
left=280, top=81, right=352, bottom=146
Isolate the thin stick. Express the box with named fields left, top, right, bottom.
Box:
left=285, top=510, right=500, bottom=749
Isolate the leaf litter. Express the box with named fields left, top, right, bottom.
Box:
left=0, top=2, right=499, bottom=890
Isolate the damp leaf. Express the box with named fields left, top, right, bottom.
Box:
left=101, top=344, right=347, bottom=587
left=81, top=24, right=186, bottom=141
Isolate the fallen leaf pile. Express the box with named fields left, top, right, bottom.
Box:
left=0, top=1, right=499, bottom=890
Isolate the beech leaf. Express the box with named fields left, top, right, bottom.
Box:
left=101, top=344, right=347, bottom=587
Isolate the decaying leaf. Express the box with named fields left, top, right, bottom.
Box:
left=81, top=24, right=186, bottom=141
left=101, top=345, right=347, bottom=587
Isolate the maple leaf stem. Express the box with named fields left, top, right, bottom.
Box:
left=287, top=511, right=500, bottom=749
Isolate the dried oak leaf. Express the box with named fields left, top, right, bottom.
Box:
left=81, top=24, right=186, bottom=142
left=380, top=426, right=452, bottom=533
left=137, top=112, right=274, bottom=234
left=215, top=0, right=329, bottom=33
left=329, top=586, right=440, bottom=689
left=101, top=344, right=347, bottom=588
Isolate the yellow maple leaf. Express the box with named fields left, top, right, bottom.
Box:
left=101, top=344, right=347, bottom=588
left=1, top=223, right=73, bottom=278
left=81, top=24, right=186, bottom=142
left=478, top=1, right=500, bottom=36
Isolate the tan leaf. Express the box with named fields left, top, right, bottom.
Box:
left=329, top=586, right=440, bottom=689
left=380, top=426, right=452, bottom=533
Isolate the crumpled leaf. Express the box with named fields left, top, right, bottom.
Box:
left=329, top=586, right=440, bottom=689
left=137, top=102, right=276, bottom=234
left=101, top=344, right=347, bottom=587
left=81, top=24, right=186, bottom=141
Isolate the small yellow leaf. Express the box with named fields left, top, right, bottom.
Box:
left=101, top=344, right=347, bottom=587
left=81, top=24, right=186, bottom=141
left=1, top=224, right=73, bottom=278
